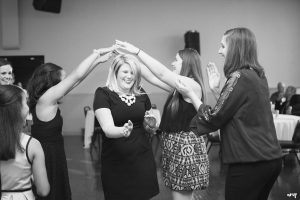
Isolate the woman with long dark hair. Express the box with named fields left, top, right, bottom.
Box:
left=26, top=47, right=114, bottom=200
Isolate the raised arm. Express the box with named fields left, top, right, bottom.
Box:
left=140, top=63, right=173, bottom=92
left=40, top=47, right=114, bottom=105
left=115, top=40, right=181, bottom=89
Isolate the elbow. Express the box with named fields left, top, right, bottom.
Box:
left=157, top=71, right=165, bottom=80
left=37, top=184, right=50, bottom=197
left=101, top=126, right=113, bottom=138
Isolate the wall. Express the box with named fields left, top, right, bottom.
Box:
left=1, top=0, right=300, bottom=134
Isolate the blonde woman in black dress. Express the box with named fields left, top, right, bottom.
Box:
left=93, top=54, right=159, bottom=200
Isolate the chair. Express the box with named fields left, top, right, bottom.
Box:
left=89, top=116, right=102, bottom=160
left=83, top=107, right=94, bottom=148
left=290, top=94, right=300, bottom=116
left=206, top=130, right=221, bottom=158
left=280, top=122, right=300, bottom=165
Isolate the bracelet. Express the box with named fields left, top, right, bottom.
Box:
left=122, top=128, right=130, bottom=137
left=93, top=49, right=101, bottom=55
left=136, top=49, right=141, bottom=55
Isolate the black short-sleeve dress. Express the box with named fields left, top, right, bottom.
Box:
left=93, top=87, right=159, bottom=200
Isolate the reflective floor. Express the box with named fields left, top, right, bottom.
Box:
left=64, top=136, right=300, bottom=200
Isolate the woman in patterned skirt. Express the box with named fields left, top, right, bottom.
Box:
left=116, top=41, right=209, bottom=200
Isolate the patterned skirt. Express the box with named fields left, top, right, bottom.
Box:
left=161, top=131, right=209, bottom=191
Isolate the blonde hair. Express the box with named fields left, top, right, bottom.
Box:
left=106, top=54, right=143, bottom=95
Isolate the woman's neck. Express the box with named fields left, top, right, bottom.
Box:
left=118, top=88, right=132, bottom=95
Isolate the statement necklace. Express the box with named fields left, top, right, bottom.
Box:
left=119, top=93, right=136, bottom=106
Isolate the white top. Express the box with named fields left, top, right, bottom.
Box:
left=1, top=133, right=35, bottom=200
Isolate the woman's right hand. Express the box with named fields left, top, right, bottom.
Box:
left=93, top=45, right=116, bottom=64
left=123, top=120, right=133, bottom=137
left=115, top=40, right=140, bottom=55
left=207, top=62, right=221, bottom=91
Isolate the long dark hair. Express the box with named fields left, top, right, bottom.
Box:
left=223, top=27, right=265, bottom=78
left=0, top=85, right=25, bottom=161
left=167, top=48, right=206, bottom=117
left=27, top=63, right=63, bottom=113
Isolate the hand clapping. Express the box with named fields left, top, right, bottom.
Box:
left=123, top=120, right=133, bottom=137
left=144, top=111, right=157, bottom=129
left=207, top=62, right=221, bottom=91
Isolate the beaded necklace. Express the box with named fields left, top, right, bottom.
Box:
left=119, top=93, right=136, bottom=106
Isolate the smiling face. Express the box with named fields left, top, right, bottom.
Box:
left=0, top=64, right=13, bottom=85
left=171, top=53, right=183, bottom=74
left=116, top=64, right=135, bottom=94
left=218, top=35, right=229, bottom=59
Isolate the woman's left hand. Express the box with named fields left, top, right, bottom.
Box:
left=144, top=111, right=157, bottom=129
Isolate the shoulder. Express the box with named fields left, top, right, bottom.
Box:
left=180, top=76, right=202, bottom=97
left=26, top=135, right=43, bottom=160
left=21, top=133, right=41, bottom=149
left=95, top=86, right=110, bottom=94
left=94, top=87, right=115, bottom=98
left=27, top=136, right=42, bottom=150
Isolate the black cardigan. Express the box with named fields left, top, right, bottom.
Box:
left=190, top=69, right=282, bottom=164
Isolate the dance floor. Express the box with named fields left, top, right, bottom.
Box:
left=64, top=136, right=300, bottom=200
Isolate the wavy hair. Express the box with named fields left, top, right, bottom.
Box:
left=167, top=48, right=206, bottom=117
left=106, top=54, right=143, bottom=95
left=0, top=85, right=25, bottom=161
left=223, top=27, right=265, bottom=78
left=26, top=63, right=63, bottom=112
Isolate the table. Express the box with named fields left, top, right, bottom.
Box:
left=273, top=114, right=300, bottom=141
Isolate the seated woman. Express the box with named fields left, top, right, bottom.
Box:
left=280, top=86, right=296, bottom=114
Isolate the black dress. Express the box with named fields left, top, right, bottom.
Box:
left=93, top=87, right=159, bottom=200
left=31, top=108, right=72, bottom=200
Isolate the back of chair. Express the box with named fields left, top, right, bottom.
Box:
left=292, top=122, right=300, bottom=143
left=290, top=95, right=300, bottom=116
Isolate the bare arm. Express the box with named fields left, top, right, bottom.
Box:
left=141, top=64, right=172, bottom=92
left=28, top=138, right=50, bottom=197
left=40, top=47, right=114, bottom=106
left=116, top=40, right=182, bottom=89
left=95, top=108, right=133, bottom=138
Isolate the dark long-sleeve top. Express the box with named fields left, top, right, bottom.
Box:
left=190, top=68, right=282, bottom=164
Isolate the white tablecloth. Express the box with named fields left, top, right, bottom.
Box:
left=273, top=114, right=300, bottom=141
